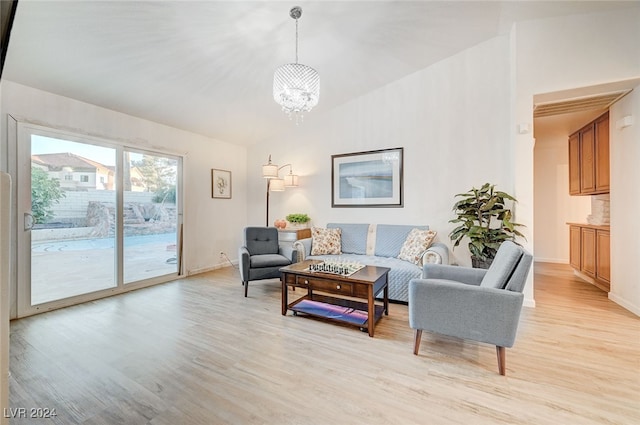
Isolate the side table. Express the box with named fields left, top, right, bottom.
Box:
left=278, top=228, right=311, bottom=242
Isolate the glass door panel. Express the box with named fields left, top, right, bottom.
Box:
left=30, top=135, right=117, bottom=305
left=123, top=151, right=178, bottom=283
left=17, top=122, right=183, bottom=317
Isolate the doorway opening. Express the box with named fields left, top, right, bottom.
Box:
left=532, top=79, right=639, bottom=299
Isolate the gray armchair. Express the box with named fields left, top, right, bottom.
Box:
left=239, top=227, right=293, bottom=297
left=408, top=241, right=532, bottom=375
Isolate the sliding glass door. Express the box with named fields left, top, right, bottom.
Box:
left=123, top=151, right=179, bottom=283
left=16, top=123, right=182, bottom=317
left=29, top=135, right=117, bottom=305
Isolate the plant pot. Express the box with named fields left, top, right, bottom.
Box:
left=471, top=256, right=493, bottom=269
left=286, top=222, right=309, bottom=230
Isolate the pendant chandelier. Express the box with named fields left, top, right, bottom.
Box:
left=273, top=6, right=320, bottom=124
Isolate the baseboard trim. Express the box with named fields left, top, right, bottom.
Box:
left=534, top=257, right=568, bottom=264
left=608, top=293, right=640, bottom=317
left=187, top=261, right=237, bottom=276
left=523, top=298, right=536, bottom=308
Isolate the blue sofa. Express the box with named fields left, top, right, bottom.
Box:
left=292, top=223, right=449, bottom=302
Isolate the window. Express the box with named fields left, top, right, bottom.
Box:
left=18, top=122, right=183, bottom=317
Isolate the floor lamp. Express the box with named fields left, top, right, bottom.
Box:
left=262, top=155, right=299, bottom=226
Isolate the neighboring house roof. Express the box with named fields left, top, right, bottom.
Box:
left=31, top=152, right=111, bottom=173
left=30, top=156, right=47, bottom=167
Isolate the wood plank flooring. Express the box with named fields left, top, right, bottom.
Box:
left=8, top=262, right=640, bottom=424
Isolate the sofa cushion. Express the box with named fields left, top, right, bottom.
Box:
left=480, top=241, right=523, bottom=289
left=311, top=227, right=342, bottom=255
left=249, top=253, right=291, bottom=268
left=327, top=223, right=368, bottom=254
left=375, top=224, right=428, bottom=258
left=398, top=229, right=437, bottom=265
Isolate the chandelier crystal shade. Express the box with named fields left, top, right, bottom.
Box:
left=273, top=6, right=319, bottom=123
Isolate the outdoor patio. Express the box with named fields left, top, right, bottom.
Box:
left=31, top=232, right=178, bottom=305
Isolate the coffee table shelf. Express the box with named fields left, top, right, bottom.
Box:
left=289, top=294, right=386, bottom=328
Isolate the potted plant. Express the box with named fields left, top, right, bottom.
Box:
left=449, top=183, right=525, bottom=269
left=285, top=213, right=311, bottom=229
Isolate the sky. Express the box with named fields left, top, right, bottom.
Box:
left=32, top=135, right=143, bottom=166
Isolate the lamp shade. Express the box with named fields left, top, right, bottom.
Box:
left=262, top=159, right=279, bottom=179
left=270, top=178, right=285, bottom=191
left=284, top=173, right=299, bottom=187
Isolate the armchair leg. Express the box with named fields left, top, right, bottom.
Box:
left=244, top=281, right=248, bottom=297
left=496, top=346, right=506, bottom=375
left=413, top=330, right=423, bottom=355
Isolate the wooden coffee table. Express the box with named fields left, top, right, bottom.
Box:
left=280, top=260, right=390, bottom=337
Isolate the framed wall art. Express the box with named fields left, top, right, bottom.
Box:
left=211, top=169, right=232, bottom=199
left=331, top=147, right=403, bottom=207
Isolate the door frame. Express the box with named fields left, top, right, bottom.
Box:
left=13, top=120, right=184, bottom=318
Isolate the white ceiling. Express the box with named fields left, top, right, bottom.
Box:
left=4, top=1, right=637, bottom=146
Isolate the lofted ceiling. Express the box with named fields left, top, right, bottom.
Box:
left=3, top=1, right=637, bottom=146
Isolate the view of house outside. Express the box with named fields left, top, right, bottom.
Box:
left=30, top=135, right=179, bottom=304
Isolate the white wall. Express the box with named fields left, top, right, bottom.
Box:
left=0, top=81, right=248, bottom=316
left=515, top=7, right=640, bottom=314
left=609, top=86, right=640, bottom=315
left=248, top=36, right=519, bottom=272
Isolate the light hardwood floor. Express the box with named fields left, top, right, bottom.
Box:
left=8, top=263, right=640, bottom=424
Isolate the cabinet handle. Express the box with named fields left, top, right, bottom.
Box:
left=304, top=280, right=309, bottom=285
left=336, top=285, right=341, bottom=290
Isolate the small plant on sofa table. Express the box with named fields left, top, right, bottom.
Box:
left=285, top=213, right=311, bottom=224
left=449, top=183, right=525, bottom=268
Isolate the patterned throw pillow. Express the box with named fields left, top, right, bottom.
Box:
left=311, top=227, right=342, bottom=255
left=397, top=228, right=437, bottom=265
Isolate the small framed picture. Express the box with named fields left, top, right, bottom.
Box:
left=211, top=169, right=232, bottom=199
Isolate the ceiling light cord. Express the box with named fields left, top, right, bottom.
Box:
left=295, top=17, right=299, bottom=64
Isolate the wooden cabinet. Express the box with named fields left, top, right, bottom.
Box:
left=568, top=111, right=609, bottom=195
left=594, top=113, right=610, bottom=193
left=569, top=225, right=582, bottom=269
left=568, top=223, right=610, bottom=292
left=596, top=230, right=610, bottom=284
left=568, top=133, right=581, bottom=195
left=580, top=227, right=596, bottom=277
left=580, top=125, right=596, bottom=193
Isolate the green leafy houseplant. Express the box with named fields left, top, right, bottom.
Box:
left=285, top=213, right=310, bottom=224
left=449, top=183, right=525, bottom=268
